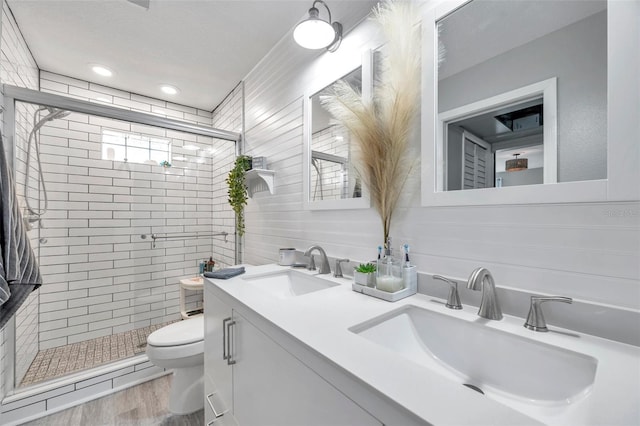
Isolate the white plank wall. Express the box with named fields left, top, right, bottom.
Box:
left=241, top=2, right=640, bottom=310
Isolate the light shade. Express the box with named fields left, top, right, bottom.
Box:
left=293, top=2, right=342, bottom=51
left=505, top=153, right=528, bottom=172
left=294, top=17, right=335, bottom=49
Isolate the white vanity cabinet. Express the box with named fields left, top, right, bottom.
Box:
left=204, top=285, right=236, bottom=425
left=204, top=283, right=382, bottom=426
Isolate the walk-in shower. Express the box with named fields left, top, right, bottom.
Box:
left=2, top=85, right=239, bottom=395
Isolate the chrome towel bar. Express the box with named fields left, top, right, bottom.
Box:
left=140, top=231, right=229, bottom=248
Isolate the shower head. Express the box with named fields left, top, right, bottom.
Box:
left=44, top=107, right=71, bottom=120
left=30, top=107, right=70, bottom=136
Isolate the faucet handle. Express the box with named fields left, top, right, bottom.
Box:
left=308, top=255, right=316, bottom=271
left=524, top=296, right=572, bottom=332
left=334, top=259, right=350, bottom=278
left=433, top=275, right=462, bottom=310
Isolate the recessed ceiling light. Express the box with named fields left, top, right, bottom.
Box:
left=182, top=144, right=200, bottom=151
left=160, top=85, right=179, bottom=95
left=91, top=65, right=113, bottom=77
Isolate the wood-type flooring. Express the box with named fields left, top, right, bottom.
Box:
left=21, top=375, right=203, bottom=426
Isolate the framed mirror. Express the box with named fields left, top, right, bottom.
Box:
left=310, top=68, right=362, bottom=202
left=421, top=0, right=639, bottom=205
left=303, top=50, right=373, bottom=210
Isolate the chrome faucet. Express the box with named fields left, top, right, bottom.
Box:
left=524, top=296, right=572, bottom=332
left=433, top=275, right=462, bottom=309
left=334, top=259, right=350, bottom=278
left=467, top=267, right=503, bottom=320
left=303, top=245, right=331, bottom=274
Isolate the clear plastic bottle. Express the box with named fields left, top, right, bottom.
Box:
left=376, top=239, right=404, bottom=292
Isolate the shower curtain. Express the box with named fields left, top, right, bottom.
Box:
left=0, top=134, right=42, bottom=329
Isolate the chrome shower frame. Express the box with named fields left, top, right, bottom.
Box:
left=0, top=84, right=241, bottom=398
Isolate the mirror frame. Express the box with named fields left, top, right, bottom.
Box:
left=421, top=0, right=639, bottom=206
left=303, top=49, right=373, bottom=210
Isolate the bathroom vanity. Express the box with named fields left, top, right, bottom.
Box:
left=203, top=264, right=639, bottom=425
left=203, top=285, right=384, bottom=426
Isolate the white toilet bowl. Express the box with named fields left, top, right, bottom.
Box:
left=146, top=315, right=204, bottom=414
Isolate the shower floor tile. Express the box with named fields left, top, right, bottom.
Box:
left=20, top=320, right=179, bottom=387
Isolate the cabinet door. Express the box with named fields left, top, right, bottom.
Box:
left=232, top=312, right=382, bottom=426
left=204, top=285, right=234, bottom=419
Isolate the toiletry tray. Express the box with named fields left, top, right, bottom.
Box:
left=351, top=283, right=416, bottom=302
left=352, top=266, right=417, bottom=302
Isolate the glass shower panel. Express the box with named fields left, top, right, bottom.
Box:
left=12, top=101, right=236, bottom=388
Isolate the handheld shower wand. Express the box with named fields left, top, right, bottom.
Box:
left=24, top=106, right=71, bottom=222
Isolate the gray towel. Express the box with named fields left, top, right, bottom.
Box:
left=204, top=267, right=245, bottom=280
left=1, top=138, right=42, bottom=329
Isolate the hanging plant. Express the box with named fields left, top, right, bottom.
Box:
left=226, top=155, right=252, bottom=236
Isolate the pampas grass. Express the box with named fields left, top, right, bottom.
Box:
left=321, top=0, right=421, bottom=247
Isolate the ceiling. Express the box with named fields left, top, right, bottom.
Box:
left=7, top=0, right=376, bottom=111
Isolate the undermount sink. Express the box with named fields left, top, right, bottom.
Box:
left=350, top=305, right=597, bottom=405
left=242, top=269, right=339, bottom=299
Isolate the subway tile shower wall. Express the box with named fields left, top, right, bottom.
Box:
left=16, top=71, right=238, bottom=354
left=211, top=82, right=243, bottom=263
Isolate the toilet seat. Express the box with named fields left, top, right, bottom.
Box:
left=146, top=339, right=204, bottom=361
left=147, top=315, right=203, bottom=347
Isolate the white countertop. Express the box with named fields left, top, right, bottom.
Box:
left=205, top=264, right=640, bottom=426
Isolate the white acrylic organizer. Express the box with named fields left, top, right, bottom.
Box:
left=352, top=266, right=417, bottom=302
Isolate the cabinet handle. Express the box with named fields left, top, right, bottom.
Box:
left=226, top=320, right=236, bottom=365
left=222, top=317, right=231, bottom=360
left=206, top=391, right=227, bottom=419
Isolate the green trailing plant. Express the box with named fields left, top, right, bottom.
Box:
left=355, top=263, right=376, bottom=274
left=226, top=155, right=252, bottom=236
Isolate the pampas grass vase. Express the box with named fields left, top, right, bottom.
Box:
left=321, top=0, right=421, bottom=249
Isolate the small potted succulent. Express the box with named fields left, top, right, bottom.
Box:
left=354, top=263, right=376, bottom=287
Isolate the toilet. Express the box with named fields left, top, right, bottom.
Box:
left=146, top=315, right=204, bottom=414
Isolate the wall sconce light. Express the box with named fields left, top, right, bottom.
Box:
left=506, top=153, right=528, bottom=172
left=293, top=0, right=342, bottom=52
